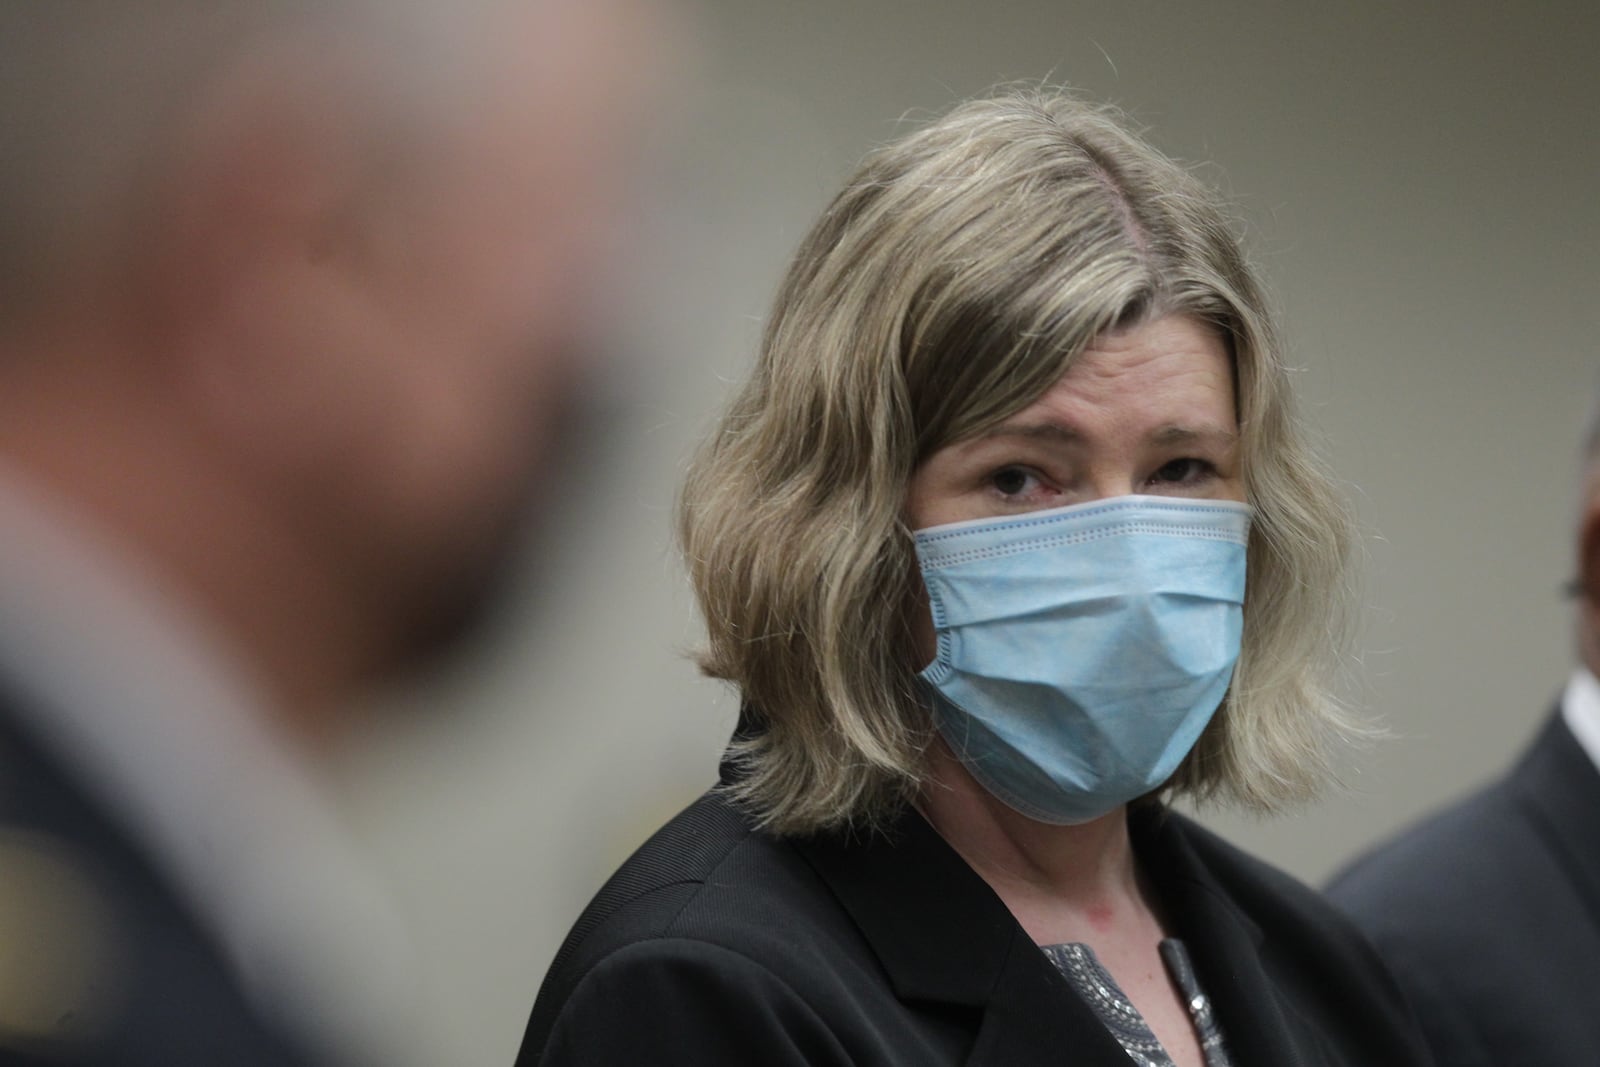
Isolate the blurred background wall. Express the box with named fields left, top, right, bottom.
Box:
left=330, top=1, right=1599, bottom=1062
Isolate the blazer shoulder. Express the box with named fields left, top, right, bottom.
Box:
left=540, top=792, right=756, bottom=964
left=520, top=790, right=854, bottom=1063
left=534, top=936, right=856, bottom=1067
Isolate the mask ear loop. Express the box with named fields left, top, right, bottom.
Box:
left=915, top=567, right=958, bottom=686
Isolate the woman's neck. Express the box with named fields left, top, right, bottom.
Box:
left=917, top=737, right=1165, bottom=947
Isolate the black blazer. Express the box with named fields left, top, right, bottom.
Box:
left=518, top=759, right=1433, bottom=1066
left=0, top=686, right=322, bottom=1067
left=1328, top=710, right=1600, bottom=1065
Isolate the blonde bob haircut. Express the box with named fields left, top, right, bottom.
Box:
left=680, top=88, right=1359, bottom=836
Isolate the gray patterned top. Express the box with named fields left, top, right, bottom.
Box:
left=1042, top=939, right=1233, bottom=1067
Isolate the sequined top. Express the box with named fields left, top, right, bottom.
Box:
left=1042, top=939, right=1233, bottom=1067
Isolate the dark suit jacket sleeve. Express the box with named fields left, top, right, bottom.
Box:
left=537, top=939, right=854, bottom=1066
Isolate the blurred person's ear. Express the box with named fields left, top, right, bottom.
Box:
left=1581, top=485, right=1600, bottom=590
left=1577, top=491, right=1600, bottom=663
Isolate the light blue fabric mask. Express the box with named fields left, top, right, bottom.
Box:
left=914, top=494, right=1251, bottom=825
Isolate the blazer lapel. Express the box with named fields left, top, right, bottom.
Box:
left=1136, top=810, right=1321, bottom=1067
left=962, top=945, right=1134, bottom=1066
left=795, top=799, right=1335, bottom=1067
left=1512, top=710, right=1600, bottom=926
left=792, top=808, right=1133, bottom=1066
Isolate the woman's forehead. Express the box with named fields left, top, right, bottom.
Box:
left=994, top=315, right=1236, bottom=436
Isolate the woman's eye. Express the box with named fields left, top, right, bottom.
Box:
left=990, top=466, right=1038, bottom=497
left=1150, top=458, right=1212, bottom=485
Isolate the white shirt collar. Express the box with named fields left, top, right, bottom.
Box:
left=0, top=467, right=422, bottom=1066
left=1560, top=667, right=1600, bottom=776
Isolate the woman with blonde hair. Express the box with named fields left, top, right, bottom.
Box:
left=515, top=89, right=1432, bottom=1067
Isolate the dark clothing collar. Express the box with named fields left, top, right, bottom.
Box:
left=1512, top=710, right=1600, bottom=929
left=788, top=798, right=1313, bottom=1067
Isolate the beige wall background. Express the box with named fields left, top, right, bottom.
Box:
left=332, top=2, right=1599, bottom=1063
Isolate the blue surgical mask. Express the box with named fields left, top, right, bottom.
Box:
left=914, top=494, right=1250, bottom=825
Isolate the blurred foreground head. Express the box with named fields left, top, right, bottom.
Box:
left=0, top=0, right=669, bottom=734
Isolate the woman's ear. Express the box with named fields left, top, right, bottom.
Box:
left=1575, top=492, right=1600, bottom=671
left=1579, top=491, right=1600, bottom=601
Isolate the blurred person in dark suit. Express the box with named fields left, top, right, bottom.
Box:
left=0, top=2, right=665, bottom=1064
left=1327, top=400, right=1600, bottom=1063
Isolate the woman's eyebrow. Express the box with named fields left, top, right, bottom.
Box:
left=974, top=423, right=1238, bottom=447
left=977, top=421, right=1084, bottom=444
left=1149, top=424, right=1239, bottom=448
